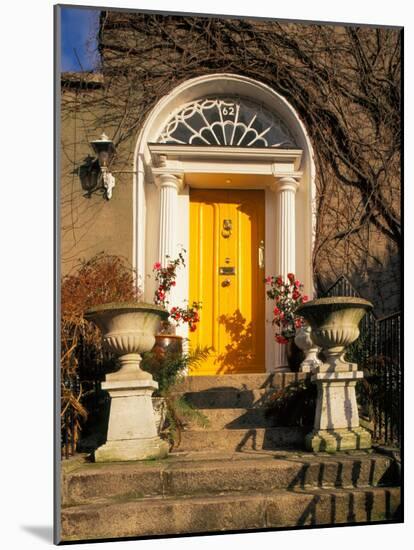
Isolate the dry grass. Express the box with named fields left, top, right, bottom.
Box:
left=61, top=252, right=142, bottom=455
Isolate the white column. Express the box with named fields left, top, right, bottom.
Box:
left=273, top=176, right=300, bottom=372
left=158, top=173, right=183, bottom=267
left=276, top=176, right=299, bottom=278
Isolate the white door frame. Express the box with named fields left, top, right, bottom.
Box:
left=132, top=74, right=317, bottom=371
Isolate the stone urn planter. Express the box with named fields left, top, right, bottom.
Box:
left=296, top=296, right=373, bottom=452
left=84, top=302, right=169, bottom=462
left=294, top=325, right=321, bottom=373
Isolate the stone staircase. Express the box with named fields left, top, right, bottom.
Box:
left=60, top=373, right=401, bottom=542
left=172, top=372, right=308, bottom=451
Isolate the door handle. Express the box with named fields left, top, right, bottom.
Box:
left=258, top=240, right=265, bottom=269
left=222, top=279, right=231, bottom=287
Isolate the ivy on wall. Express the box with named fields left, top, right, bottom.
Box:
left=61, top=12, right=401, bottom=314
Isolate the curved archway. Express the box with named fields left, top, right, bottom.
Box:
left=133, top=74, right=316, bottom=372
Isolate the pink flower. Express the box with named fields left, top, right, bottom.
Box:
left=295, top=318, right=303, bottom=328
left=302, top=295, right=309, bottom=303
left=273, top=306, right=280, bottom=316
left=265, top=276, right=272, bottom=284
left=153, top=262, right=161, bottom=270
left=170, top=281, right=176, bottom=286
left=294, top=280, right=300, bottom=288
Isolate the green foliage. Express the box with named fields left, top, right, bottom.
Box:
left=141, top=346, right=210, bottom=394
left=141, top=346, right=211, bottom=449
left=162, top=392, right=210, bottom=450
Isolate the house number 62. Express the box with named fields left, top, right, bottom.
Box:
left=222, top=105, right=235, bottom=116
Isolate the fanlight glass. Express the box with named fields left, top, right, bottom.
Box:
left=158, top=97, right=297, bottom=148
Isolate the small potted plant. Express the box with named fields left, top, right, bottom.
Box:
left=152, top=250, right=202, bottom=357
left=265, top=272, right=308, bottom=370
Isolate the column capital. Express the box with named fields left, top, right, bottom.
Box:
left=155, top=172, right=185, bottom=192
left=151, top=157, right=185, bottom=191
left=269, top=175, right=301, bottom=194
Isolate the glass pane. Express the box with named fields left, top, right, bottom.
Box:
left=158, top=96, right=297, bottom=148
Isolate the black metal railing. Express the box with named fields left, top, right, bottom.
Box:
left=60, top=331, right=110, bottom=459
left=321, top=276, right=401, bottom=447
left=61, top=371, right=80, bottom=460
left=374, top=312, right=401, bottom=444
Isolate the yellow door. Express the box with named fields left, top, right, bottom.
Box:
left=189, top=188, right=265, bottom=375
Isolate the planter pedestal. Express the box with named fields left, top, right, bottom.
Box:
left=305, top=371, right=371, bottom=452
left=306, top=427, right=371, bottom=453
left=94, top=378, right=168, bottom=462
left=84, top=302, right=169, bottom=463
left=297, top=297, right=373, bottom=453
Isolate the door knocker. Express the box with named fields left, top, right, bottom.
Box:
left=222, top=219, right=232, bottom=238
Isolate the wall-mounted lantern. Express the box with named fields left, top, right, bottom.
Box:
left=79, top=132, right=117, bottom=199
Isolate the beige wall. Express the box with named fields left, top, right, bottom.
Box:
left=60, top=85, right=136, bottom=276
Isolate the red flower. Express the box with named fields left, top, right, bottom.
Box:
left=292, top=290, right=300, bottom=300
left=153, top=261, right=161, bottom=270
left=189, top=324, right=197, bottom=332
left=275, top=335, right=289, bottom=344
left=273, top=306, right=280, bottom=316
left=265, top=276, right=272, bottom=284
left=276, top=276, right=283, bottom=286
left=295, top=318, right=303, bottom=328
left=287, top=273, right=295, bottom=282
left=302, top=295, right=309, bottom=303
left=170, top=281, right=176, bottom=286
left=294, top=280, right=300, bottom=288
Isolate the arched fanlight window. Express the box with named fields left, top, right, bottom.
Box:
left=158, top=97, right=297, bottom=148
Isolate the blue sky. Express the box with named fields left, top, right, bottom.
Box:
left=60, top=6, right=100, bottom=72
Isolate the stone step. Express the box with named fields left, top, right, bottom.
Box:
left=177, top=427, right=305, bottom=451
left=174, top=388, right=279, bottom=409
left=174, top=372, right=309, bottom=393
left=62, top=452, right=395, bottom=506
left=60, top=485, right=401, bottom=541
left=186, top=407, right=275, bottom=430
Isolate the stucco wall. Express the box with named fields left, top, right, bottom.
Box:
left=60, top=82, right=136, bottom=276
